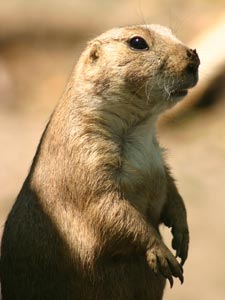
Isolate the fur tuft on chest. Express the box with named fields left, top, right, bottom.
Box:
left=116, top=121, right=167, bottom=216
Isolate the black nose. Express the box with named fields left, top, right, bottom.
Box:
left=186, top=48, right=200, bottom=74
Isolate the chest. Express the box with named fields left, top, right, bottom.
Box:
left=118, top=123, right=167, bottom=218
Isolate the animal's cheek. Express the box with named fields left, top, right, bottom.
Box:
left=123, top=64, right=153, bottom=88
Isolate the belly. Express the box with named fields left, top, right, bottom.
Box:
left=81, top=255, right=166, bottom=300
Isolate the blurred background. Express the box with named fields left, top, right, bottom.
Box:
left=1, top=0, right=225, bottom=299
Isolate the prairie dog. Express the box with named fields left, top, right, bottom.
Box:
left=0, top=25, right=200, bottom=300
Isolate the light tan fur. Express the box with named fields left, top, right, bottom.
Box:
left=1, top=25, right=200, bottom=300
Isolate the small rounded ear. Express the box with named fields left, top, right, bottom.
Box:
left=89, top=41, right=101, bottom=63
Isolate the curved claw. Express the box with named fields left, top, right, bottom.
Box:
left=171, top=227, right=189, bottom=266
left=179, top=273, right=184, bottom=284
left=168, top=276, right=174, bottom=288
left=147, top=240, right=185, bottom=288
left=166, top=257, right=184, bottom=285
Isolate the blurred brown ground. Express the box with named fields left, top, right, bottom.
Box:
left=1, top=1, right=225, bottom=299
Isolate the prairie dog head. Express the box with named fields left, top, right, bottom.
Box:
left=75, top=25, right=200, bottom=113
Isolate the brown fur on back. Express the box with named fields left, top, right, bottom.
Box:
left=0, top=25, right=199, bottom=300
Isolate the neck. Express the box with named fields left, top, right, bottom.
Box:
left=75, top=89, right=158, bottom=135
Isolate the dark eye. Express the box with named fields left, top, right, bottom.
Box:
left=128, top=36, right=149, bottom=51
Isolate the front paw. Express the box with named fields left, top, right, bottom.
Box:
left=171, top=222, right=189, bottom=266
left=146, top=240, right=183, bottom=287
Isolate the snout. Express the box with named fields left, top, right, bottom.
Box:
left=185, top=48, right=200, bottom=79
left=169, top=48, right=200, bottom=99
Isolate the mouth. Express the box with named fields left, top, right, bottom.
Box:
left=169, top=73, right=199, bottom=99
left=170, top=89, right=188, bottom=98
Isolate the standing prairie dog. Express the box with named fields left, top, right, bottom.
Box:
left=0, top=24, right=200, bottom=300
